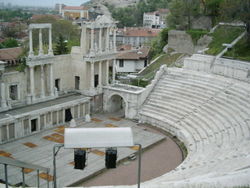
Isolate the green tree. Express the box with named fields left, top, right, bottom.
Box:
left=204, top=0, right=223, bottom=25
left=31, top=16, right=80, bottom=51
left=0, top=38, right=19, bottom=49
left=0, top=9, right=32, bottom=22
left=167, top=0, right=200, bottom=30
left=220, top=0, right=250, bottom=44
left=2, top=25, right=19, bottom=38
left=108, top=0, right=171, bottom=27
left=149, top=28, right=169, bottom=58
left=54, top=34, right=69, bottom=55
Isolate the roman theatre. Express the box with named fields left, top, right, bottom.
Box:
left=0, top=15, right=250, bottom=188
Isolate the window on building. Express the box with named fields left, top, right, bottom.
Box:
left=31, top=119, right=38, bottom=132
left=9, top=85, right=18, bottom=100
left=75, top=76, right=80, bottom=90
left=55, top=79, right=60, bottom=91
left=94, top=74, right=99, bottom=88
left=144, top=60, right=147, bottom=67
left=119, top=60, right=124, bottom=67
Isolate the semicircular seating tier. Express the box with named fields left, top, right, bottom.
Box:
left=136, top=67, right=250, bottom=187
left=88, top=65, right=250, bottom=188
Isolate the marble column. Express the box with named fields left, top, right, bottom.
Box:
left=1, top=82, right=7, bottom=108
left=80, top=11, right=84, bottom=18
left=40, top=65, right=45, bottom=98
left=106, top=27, right=110, bottom=51
left=90, top=28, right=94, bottom=53
left=90, top=62, right=94, bottom=89
left=112, top=59, right=116, bottom=83
left=30, top=66, right=35, bottom=100
left=38, top=29, right=44, bottom=56
left=48, top=28, right=53, bottom=55
left=106, top=60, right=109, bottom=85
left=28, top=29, right=34, bottom=57
left=113, top=28, right=117, bottom=52
left=81, top=25, right=87, bottom=54
left=86, top=11, right=89, bottom=19
left=50, top=64, right=54, bottom=97
left=99, top=28, right=102, bottom=52
left=98, top=61, right=102, bottom=87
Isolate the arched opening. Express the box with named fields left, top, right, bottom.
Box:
left=107, top=94, right=126, bottom=117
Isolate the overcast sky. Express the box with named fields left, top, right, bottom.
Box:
left=0, top=0, right=89, bottom=7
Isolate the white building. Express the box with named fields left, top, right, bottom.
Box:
left=116, top=47, right=149, bottom=73
left=143, top=9, right=169, bottom=28
left=143, top=11, right=160, bottom=28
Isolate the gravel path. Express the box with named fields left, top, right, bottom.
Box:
left=76, top=126, right=183, bottom=187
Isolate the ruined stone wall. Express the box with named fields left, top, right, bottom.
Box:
left=53, top=54, right=74, bottom=93
left=3, top=70, right=28, bottom=107
left=168, top=30, right=212, bottom=55
left=168, top=30, right=194, bottom=55
left=191, top=16, right=212, bottom=30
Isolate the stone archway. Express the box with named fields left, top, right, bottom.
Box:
left=106, top=94, right=126, bottom=117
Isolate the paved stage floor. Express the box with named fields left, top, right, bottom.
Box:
left=0, top=113, right=165, bottom=188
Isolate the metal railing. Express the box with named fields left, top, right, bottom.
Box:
left=0, top=156, right=50, bottom=188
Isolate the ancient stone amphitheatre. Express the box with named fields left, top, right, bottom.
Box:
left=90, top=54, right=250, bottom=188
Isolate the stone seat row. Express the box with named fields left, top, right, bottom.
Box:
left=138, top=68, right=250, bottom=187
left=142, top=86, right=249, bottom=143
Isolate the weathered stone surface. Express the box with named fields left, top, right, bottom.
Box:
left=191, top=16, right=212, bottom=30
left=168, top=30, right=194, bottom=55
left=168, top=30, right=211, bottom=55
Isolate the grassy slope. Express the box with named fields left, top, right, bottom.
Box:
left=206, top=26, right=245, bottom=55
left=139, top=53, right=182, bottom=80
left=224, top=36, right=250, bottom=62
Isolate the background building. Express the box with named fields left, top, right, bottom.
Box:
left=115, top=27, right=161, bottom=47
left=116, top=46, right=149, bottom=73
left=143, top=9, right=169, bottom=28
left=57, top=4, right=89, bottom=20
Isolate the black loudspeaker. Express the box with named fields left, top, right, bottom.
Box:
left=74, top=149, right=86, bottom=170
left=105, top=148, right=117, bottom=169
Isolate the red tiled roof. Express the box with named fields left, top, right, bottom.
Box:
left=117, top=47, right=150, bottom=60
left=157, top=8, right=169, bottom=14
left=120, top=27, right=161, bottom=37
left=145, top=11, right=158, bottom=15
left=144, top=9, right=169, bottom=16
left=31, top=14, right=62, bottom=20
left=117, top=44, right=132, bottom=51
left=0, top=47, right=23, bottom=61
left=62, top=6, right=88, bottom=10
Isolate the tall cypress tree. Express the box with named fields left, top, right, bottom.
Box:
left=54, top=34, right=69, bottom=55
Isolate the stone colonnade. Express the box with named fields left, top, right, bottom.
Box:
left=81, top=24, right=117, bottom=54
left=27, top=24, right=55, bottom=102
left=29, top=63, right=54, bottom=101
left=88, top=59, right=116, bottom=90
left=28, top=24, right=53, bottom=57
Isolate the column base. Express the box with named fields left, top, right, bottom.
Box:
left=28, top=52, right=34, bottom=58
left=38, top=52, right=44, bottom=56
left=1, top=100, right=7, bottom=108
left=26, top=95, right=32, bottom=105
left=48, top=50, right=54, bottom=56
